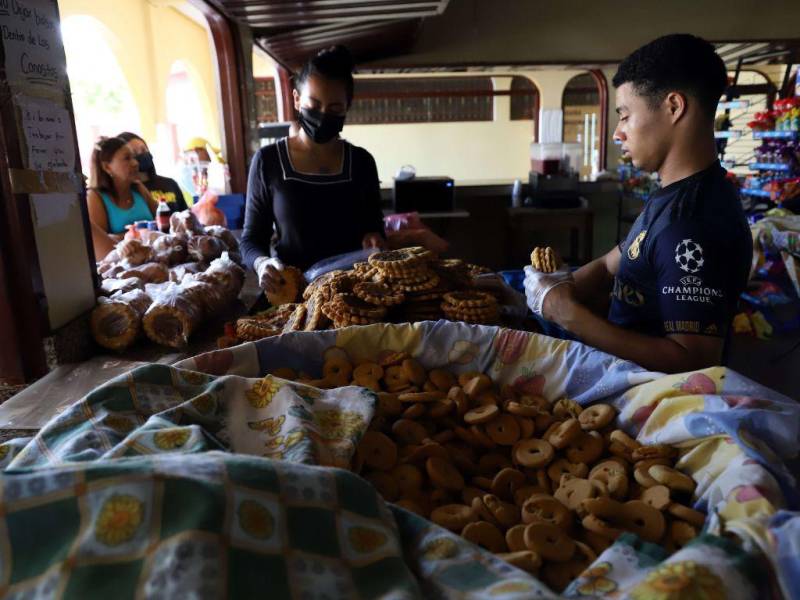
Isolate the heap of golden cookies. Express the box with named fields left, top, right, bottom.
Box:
left=272, top=349, right=708, bottom=592
left=220, top=248, right=494, bottom=347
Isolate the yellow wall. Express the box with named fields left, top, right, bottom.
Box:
left=58, top=0, right=220, bottom=149
left=343, top=69, right=591, bottom=185
left=253, top=46, right=277, bottom=79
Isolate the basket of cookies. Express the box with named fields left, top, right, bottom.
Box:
left=179, top=320, right=797, bottom=597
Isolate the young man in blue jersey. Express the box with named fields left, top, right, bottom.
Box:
left=525, top=34, right=752, bottom=373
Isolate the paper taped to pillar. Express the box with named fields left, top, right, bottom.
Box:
left=29, top=193, right=95, bottom=330
left=0, top=0, right=68, bottom=98
left=17, top=95, right=75, bottom=172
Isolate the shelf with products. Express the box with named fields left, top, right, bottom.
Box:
left=749, top=163, right=794, bottom=172
left=717, top=100, right=750, bottom=110
left=714, top=130, right=742, bottom=140
left=741, top=188, right=775, bottom=198
left=753, top=130, right=800, bottom=140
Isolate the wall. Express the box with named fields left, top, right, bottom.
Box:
left=343, top=69, right=590, bottom=184
left=58, top=0, right=221, bottom=155
left=252, top=46, right=277, bottom=79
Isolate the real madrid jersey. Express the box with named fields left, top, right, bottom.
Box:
left=608, top=161, right=752, bottom=338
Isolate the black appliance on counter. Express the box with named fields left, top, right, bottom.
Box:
left=526, top=172, right=581, bottom=209
left=393, top=176, right=454, bottom=213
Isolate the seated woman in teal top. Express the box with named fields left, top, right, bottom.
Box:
left=87, top=136, right=158, bottom=260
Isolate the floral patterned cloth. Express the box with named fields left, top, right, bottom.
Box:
left=0, top=321, right=796, bottom=599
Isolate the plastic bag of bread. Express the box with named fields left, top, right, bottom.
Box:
left=101, top=264, right=126, bottom=280
left=204, top=225, right=239, bottom=252
left=154, top=245, right=189, bottom=266
left=115, top=239, right=153, bottom=266
left=204, top=253, right=245, bottom=298
left=169, top=262, right=204, bottom=283
left=151, top=235, right=188, bottom=266
left=98, top=277, right=144, bottom=297
left=169, top=210, right=204, bottom=236
left=90, top=289, right=152, bottom=351
left=188, top=235, right=226, bottom=263
left=120, top=262, right=169, bottom=284
left=97, top=249, right=121, bottom=275
left=137, top=230, right=166, bottom=245
left=142, top=282, right=203, bottom=348
left=181, top=277, right=228, bottom=315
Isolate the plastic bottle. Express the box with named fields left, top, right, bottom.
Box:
left=156, top=200, right=171, bottom=233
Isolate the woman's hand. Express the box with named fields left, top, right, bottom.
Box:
left=254, top=256, right=286, bottom=294
left=362, top=232, right=386, bottom=250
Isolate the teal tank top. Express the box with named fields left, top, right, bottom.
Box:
left=99, top=189, right=153, bottom=234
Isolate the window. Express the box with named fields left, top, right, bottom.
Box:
left=62, top=16, right=140, bottom=172
left=254, top=78, right=279, bottom=123
left=510, top=76, right=538, bottom=121
left=348, top=77, right=494, bottom=124
left=562, top=73, right=603, bottom=177
left=252, top=45, right=279, bottom=124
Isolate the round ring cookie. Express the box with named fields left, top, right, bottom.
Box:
left=442, top=290, right=496, bottom=309
left=514, top=439, right=555, bottom=468
left=523, top=521, right=575, bottom=562
left=266, top=265, right=305, bottom=306
left=331, top=294, right=387, bottom=318
left=431, top=504, right=477, bottom=532
left=368, top=250, right=423, bottom=273
left=352, top=281, right=405, bottom=306
left=358, top=431, right=398, bottom=471
left=426, top=457, right=465, bottom=491
left=578, top=404, right=615, bottom=430
left=462, top=521, right=507, bottom=554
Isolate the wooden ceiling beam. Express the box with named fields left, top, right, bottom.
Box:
left=230, top=1, right=442, bottom=16
left=222, top=0, right=442, bottom=8
left=243, top=11, right=440, bottom=27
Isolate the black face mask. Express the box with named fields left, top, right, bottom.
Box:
left=298, top=107, right=345, bottom=144
left=135, top=151, right=155, bottom=174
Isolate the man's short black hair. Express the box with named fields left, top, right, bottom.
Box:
left=613, top=34, right=728, bottom=119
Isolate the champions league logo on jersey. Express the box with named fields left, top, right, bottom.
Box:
left=675, top=239, right=705, bottom=273
left=675, top=239, right=704, bottom=273
left=662, top=270, right=723, bottom=304
left=680, top=275, right=703, bottom=287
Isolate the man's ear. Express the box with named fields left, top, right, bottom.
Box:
left=292, top=89, right=301, bottom=112
left=665, top=91, right=687, bottom=123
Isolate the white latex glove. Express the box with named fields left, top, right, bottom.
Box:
left=523, top=265, right=574, bottom=318
left=472, top=273, right=528, bottom=319
left=254, top=256, right=285, bottom=294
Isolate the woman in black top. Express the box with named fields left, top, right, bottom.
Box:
left=241, top=45, right=385, bottom=294
left=117, top=131, right=189, bottom=214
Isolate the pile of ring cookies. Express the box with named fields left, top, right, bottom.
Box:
left=530, top=246, right=559, bottom=274
left=273, top=350, right=709, bottom=592
left=219, top=249, right=497, bottom=347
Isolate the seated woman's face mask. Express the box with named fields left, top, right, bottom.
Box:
left=135, top=151, right=155, bottom=173
left=298, top=107, right=345, bottom=144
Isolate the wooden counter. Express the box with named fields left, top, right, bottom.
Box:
left=381, top=180, right=611, bottom=270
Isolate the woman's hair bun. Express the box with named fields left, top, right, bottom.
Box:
left=314, top=45, right=355, bottom=76
left=296, top=44, right=356, bottom=105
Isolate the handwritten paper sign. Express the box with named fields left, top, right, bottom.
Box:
left=18, top=95, right=75, bottom=172
left=0, top=0, right=67, bottom=95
